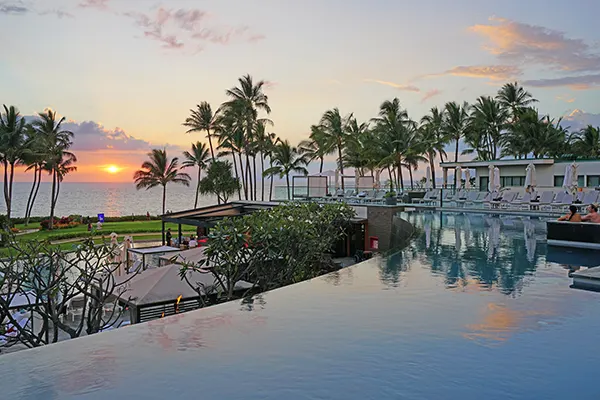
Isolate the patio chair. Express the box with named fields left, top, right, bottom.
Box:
left=580, top=190, right=599, bottom=207
left=552, top=193, right=573, bottom=212
left=457, top=191, right=478, bottom=207
left=464, top=191, right=485, bottom=207
left=498, top=191, right=517, bottom=209
left=537, top=191, right=558, bottom=211
left=414, top=190, right=437, bottom=204
left=486, top=191, right=504, bottom=209
left=510, top=192, right=532, bottom=210
left=448, top=190, right=466, bottom=207
left=66, top=296, right=86, bottom=322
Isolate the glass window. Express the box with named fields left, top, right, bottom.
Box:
left=479, top=177, right=489, bottom=190
left=578, top=175, right=585, bottom=187
left=500, top=176, right=525, bottom=187
left=554, top=176, right=563, bottom=187
left=588, top=176, right=600, bottom=187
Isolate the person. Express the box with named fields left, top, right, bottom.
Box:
left=189, top=235, right=198, bottom=248
left=582, top=204, right=600, bottom=223
left=166, top=228, right=172, bottom=246
left=558, top=205, right=582, bottom=222
left=146, top=211, right=150, bottom=220
left=87, top=222, right=92, bottom=231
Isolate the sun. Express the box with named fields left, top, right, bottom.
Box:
left=105, top=165, right=120, bottom=174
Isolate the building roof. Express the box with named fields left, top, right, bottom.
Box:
left=440, top=158, right=555, bottom=168
left=161, top=201, right=276, bottom=226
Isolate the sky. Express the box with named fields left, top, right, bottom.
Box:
left=1, top=0, right=600, bottom=182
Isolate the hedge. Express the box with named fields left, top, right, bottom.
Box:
left=10, top=214, right=161, bottom=225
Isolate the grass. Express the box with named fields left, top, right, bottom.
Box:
left=14, top=221, right=188, bottom=242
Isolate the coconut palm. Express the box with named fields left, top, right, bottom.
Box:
left=469, top=97, right=507, bottom=161
left=134, top=149, right=191, bottom=215
left=444, top=101, right=470, bottom=166
left=32, top=110, right=74, bottom=229
left=264, top=132, right=278, bottom=201
left=182, top=142, right=211, bottom=208
left=496, top=82, right=537, bottom=121
left=299, top=125, right=333, bottom=174
left=0, top=105, right=28, bottom=221
left=420, top=107, right=447, bottom=188
left=319, top=108, right=351, bottom=188
left=225, top=74, right=271, bottom=201
left=183, top=102, right=218, bottom=161
left=22, top=126, right=46, bottom=225
left=371, top=98, right=412, bottom=191
left=573, top=125, right=600, bottom=158
left=53, top=153, right=77, bottom=206
left=263, top=139, right=308, bottom=200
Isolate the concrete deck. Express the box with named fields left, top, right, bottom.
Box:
left=571, top=267, right=600, bottom=291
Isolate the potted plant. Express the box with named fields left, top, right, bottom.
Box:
left=384, top=181, right=397, bottom=205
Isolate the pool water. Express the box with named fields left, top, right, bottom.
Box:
left=2, top=211, right=600, bottom=400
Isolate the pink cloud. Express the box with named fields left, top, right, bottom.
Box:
left=421, top=89, right=442, bottom=102
left=364, top=79, right=420, bottom=92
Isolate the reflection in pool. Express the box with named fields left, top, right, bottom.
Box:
left=2, top=211, right=600, bottom=400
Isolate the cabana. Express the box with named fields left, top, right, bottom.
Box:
left=128, top=246, right=181, bottom=271
left=115, top=264, right=253, bottom=324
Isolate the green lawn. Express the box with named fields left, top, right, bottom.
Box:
left=14, top=221, right=191, bottom=242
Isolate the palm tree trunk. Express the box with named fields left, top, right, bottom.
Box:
left=207, top=128, right=215, bottom=161
left=429, top=158, right=436, bottom=189
left=319, top=157, right=324, bottom=174
left=337, top=139, right=344, bottom=190
left=286, top=173, right=290, bottom=200
left=245, top=153, right=253, bottom=200
left=3, top=161, right=10, bottom=222
left=162, top=185, right=167, bottom=216
left=409, top=167, right=414, bottom=190
left=25, top=166, right=39, bottom=225
left=237, top=151, right=247, bottom=199
left=252, top=155, right=257, bottom=201
left=49, top=170, right=57, bottom=230
left=398, top=163, right=404, bottom=191
left=232, top=153, right=242, bottom=200
left=27, top=168, right=43, bottom=224
left=269, top=160, right=274, bottom=201
left=454, top=137, right=459, bottom=163
left=194, top=168, right=201, bottom=208
left=260, top=153, right=265, bottom=201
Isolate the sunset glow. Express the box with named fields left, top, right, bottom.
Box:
left=105, top=165, right=121, bottom=174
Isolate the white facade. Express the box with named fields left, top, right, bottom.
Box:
left=440, top=158, right=600, bottom=192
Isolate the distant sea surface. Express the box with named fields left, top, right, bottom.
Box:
left=0, top=182, right=289, bottom=218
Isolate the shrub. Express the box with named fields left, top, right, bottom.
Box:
left=40, top=219, right=58, bottom=230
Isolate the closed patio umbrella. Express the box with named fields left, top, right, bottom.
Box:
left=488, top=165, right=495, bottom=192
left=562, top=164, right=572, bottom=193
left=493, top=167, right=501, bottom=191
left=524, top=163, right=536, bottom=191
left=464, top=169, right=471, bottom=190
left=455, top=166, right=462, bottom=190
left=425, top=166, right=432, bottom=190
left=570, top=162, right=579, bottom=192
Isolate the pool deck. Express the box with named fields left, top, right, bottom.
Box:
left=571, top=267, right=600, bottom=290
left=403, top=204, right=562, bottom=218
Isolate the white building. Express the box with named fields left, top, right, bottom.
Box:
left=440, top=158, right=600, bottom=192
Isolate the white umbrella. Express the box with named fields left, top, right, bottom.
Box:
left=488, top=165, right=495, bottom=192
left=562, top=164, right=572, bottom=193
left=493, top=167, right=501, bottom=191
left=109, top=232, right=120, bottom=264
left=524, top=163, right=536, bottom=191
left=455, top=166, right=462, bottom=190
left=425, top=166, right=432, bottom=190
left=118, top=236, right=133, bottom=276
left=375, top=170, right=381, bottom=189
left=464, top=169, right=471, bottom=190
left=570, top=162, right=579, bottom=193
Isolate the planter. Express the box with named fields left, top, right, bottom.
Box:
left=385, top=196, right=397, bottom=206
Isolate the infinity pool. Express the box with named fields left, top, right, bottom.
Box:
left=2, top=212, right=600, bottom=399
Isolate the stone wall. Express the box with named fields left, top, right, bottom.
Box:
left=366, top=206, right=414, bottom=252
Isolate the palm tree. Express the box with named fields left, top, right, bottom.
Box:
left=371, top=98, right=411, bottom=191
left=264, top=132, right=278, bottom=201
left=496, top=82, right=537, bottom=121
left=183, top=102, right=218, bottom=161
left=319, top=108, right=351, bottom=188
left=573, top=125, right=600, bottom=158
left=0, top=105, right=28, bottom=221
left=53, top=153, right=77, bottom=207
left=403, top=126, right=426, bottom=189
left=182, top=142, right=211, bottom=208
left=134, top=149, right=191, bottom=215
left=299, top=125, right=333, bottom=174
left=32, top=110, right=74, bottom=230
left=420, top=107, right=447, bottom=188
left=225, top=74, right=271, bottom=201
left=444, top=101, right=470, bottom=164
left=263, top=140, right=308, bottom=200
left=469, top=97, right=507, bottom=161
left=22, top=127, right=46, bottom=225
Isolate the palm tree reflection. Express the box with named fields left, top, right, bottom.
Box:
left=384, top=212, right=542, bottom=295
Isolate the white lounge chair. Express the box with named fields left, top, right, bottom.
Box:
left=580, top=191, right=599, bottom=207
left=487, top=191, right=504, bottom=209
left=498, top=192, right=517, bottom=209
left=510, top=192, right=532, bottom=210
left=458, top=191, right=479, bottom=207
left=553, top=193, right=573, bottom=212
left=537, top=191, right=558, bottom=211
left=415, top=190, right=437, bottom=204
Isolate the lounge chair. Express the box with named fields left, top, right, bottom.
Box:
left=448, top=190, right=466, bottom=207
left=368, top=190, right=386, bottom=204
left=457, top=191, right=479, bottom=207
left=487, top=191, right=505, bottom=209
left=510, top=192, right=532, bottom=210
left=552, top=193, right=573, bottom=212
left=474, top=192, right=493, bottom=208
left=580, top=191, right=599, bottom=207
left=464, top=191, right=485, bottom=207
left=537, top=191, right=558, bottom=211
left=414, top=190, right=435, bottom=204
left=498, top=191, right=517, bottom=209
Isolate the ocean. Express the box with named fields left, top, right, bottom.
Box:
left=0, top=182, right=290, bottom=218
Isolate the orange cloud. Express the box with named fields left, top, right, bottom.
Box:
left=425, top=65, right=521, bottom=81
left=364, top=79, right=420, bottom=92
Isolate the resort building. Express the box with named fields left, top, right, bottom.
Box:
left=440, top=158, right=600, bottom=191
